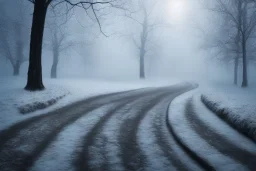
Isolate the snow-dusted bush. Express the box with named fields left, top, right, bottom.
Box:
left=18, top=94, right=66, bottom=114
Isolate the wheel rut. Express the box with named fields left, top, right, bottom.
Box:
left=184, top=99, right=256, bottom=170
left=152, top=98, right=189, bottom=171
left=0, top=84, right=200, bottom=171
left=150, top=88, right=202, bottom=171
left=0, top=88, right=155, bottom=171
left=74, top=89, right=164, bottom=171
left=117, top=87, right=187, bottom=171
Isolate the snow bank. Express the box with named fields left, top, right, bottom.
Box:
left=168, top=90, right=256, bottom=170
left=168, top=90, right=246, bottom=170
left=201, top=86, right=256, bottom=142
left=0, top=76, right=178, bottom=130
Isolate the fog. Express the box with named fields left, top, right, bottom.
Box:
left=1, top=0, right=256, bottom=86
left=1, top=1, right=256, bottom=170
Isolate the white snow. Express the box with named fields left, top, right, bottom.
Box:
left=138, top=104, right=175, bottom=171
left=87, top=93, right=154, bottom=170
left=2, top=75, right=255, bottom=170
left=0, top=76, right=177, bottom=131
left=193, top=94, right=256, bottom=152
left=28, top=82, right=180, bottom=171
left=200, top=85, right=256, bottom=141
left=168, top=90, right=249, bottom=170
left=30, top=105, right=110, bottom=171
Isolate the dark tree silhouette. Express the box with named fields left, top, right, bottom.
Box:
left=25, top=0, right=49, bottom=90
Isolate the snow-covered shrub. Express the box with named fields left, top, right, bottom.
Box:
left=18, top=94, right=67, bottom=114
left=201, top=95, right=256, bottom=142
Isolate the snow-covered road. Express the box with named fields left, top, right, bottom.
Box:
left=0, top=83, right=255, bottom=171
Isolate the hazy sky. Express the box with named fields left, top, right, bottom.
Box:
left=1, top=0, right=255, bottom=84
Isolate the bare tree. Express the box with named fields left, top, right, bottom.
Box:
left=203, top=0, right=256, bottom=87
left=26, top=0, right=127, bottom=91
left=0, top=0, right=30, bottom=76
left=125, top=0, right=162, bottom=79
left=44, top=7, right=74, bottom=79
left=203, top=9, right=241, bottom=85
left=50, top=28, right=75, bottom=78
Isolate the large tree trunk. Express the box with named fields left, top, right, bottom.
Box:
left=25, top=0, right=48, bottom=91
left=234, top=56, right=239, bottom=85
left=241, top=37, right=248, bottom=87
left=140, top=53, right=145, bottom=79
left=51, top=50, right=59, bottom=78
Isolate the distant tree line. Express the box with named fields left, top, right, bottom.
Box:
left=0, top=0, right=127, bottom=91
left=202, top=0, right=256, bottom=87
left=0, top=0, right=30, bottom=76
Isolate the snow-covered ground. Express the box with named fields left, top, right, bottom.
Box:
left=168, top=89, right=256, bottom=170
left=165, top=82, right=256, bottom=142
left=0, top=76, right=178, bottom=131
left=200, top=85, right=256, bottom=141
left=1, top=76, right=255, bottom=142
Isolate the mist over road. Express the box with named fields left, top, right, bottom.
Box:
left=0, top=83, right=255, bottom=171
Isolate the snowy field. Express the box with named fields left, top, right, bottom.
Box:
left=200, top=85, right=256, bottom=141
left=0, top=76, right=178, bottom=131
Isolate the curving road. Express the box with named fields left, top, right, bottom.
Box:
left=0, top=83, right=255, bottom=171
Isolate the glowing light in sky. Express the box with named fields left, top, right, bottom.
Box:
left=167, top=0, right=188, bottom=23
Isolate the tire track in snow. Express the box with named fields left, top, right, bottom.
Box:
left=74, top=89, right=164, bottom=171
left=151, top=97, right=197, bottom=171
left=167, top=95, right=255, bottom=171
left=118, top=88, right=181, bottom=171
left=167, top=98, right=215, bottom=171
left=0, top=89, right=154, bottom=171
left=29, top=105, right=111, bottom=171
left=138, top=87, right=201, bottom=171
left=0, top=89, right=138, bottom=147
left=185, top=98, right=256, bottom=170
left=0, top=84, right=196, bottom=171
left=0, top=104, right=103, bottom=171
left=85, top=90, right=172, bottom=171
left=137, top=97, right=178, bottom=171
